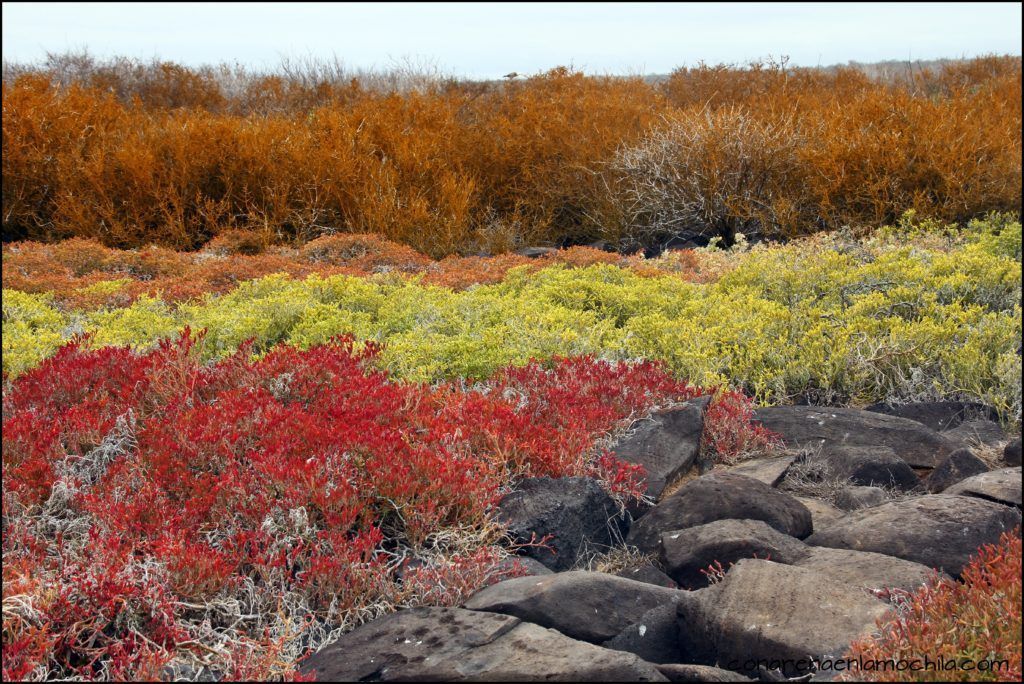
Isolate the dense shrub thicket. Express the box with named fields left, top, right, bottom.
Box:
left=5, top=214, right=1020, bottom=421
left=2, top=54, right=1020, bottom=255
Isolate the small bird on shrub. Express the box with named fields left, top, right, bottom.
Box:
left=503, top=72, right=520, bottom=80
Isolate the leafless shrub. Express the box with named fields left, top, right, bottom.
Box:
left=603, top=107, right=819, bottom=249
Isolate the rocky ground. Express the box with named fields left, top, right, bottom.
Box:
left=301, top=400, right=1022, bottom=682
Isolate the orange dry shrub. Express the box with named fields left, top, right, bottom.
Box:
left=843, top=528, right=1022, bottom=682
left=457, top=67, right=665, bottom=247
left=2, top=56, right=1019, bottom=255
left=1, top=76, right=128, bottom=243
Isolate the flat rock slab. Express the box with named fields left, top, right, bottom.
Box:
left=806, top=494, right=1022, bottom=576
left=944, top=467, right=1022, bottom=508
left=627, top=472, right=813, bottom=554
left=611, top=401, right=707, bottom=501
left=925, top=448, right=990, bottom=493
left=865, top=401, right=998, bottom=432
left=812, top=446, right=920, bottom=491
left=300, top=607, right=668, bottom=681
left=793, top=546, right=942, bottom=594
left=724, top=454, right=797, bottom=487
left=464, top=570, right=680, bottom=643
left=676, top=559, right=888, bottom=678
left=661, top=519, right=810, bottom=589
left=496, top=476, right=628, bottom=571
left=754, top=406, right=955, bottom=468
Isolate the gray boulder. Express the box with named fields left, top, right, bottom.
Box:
left=676, top=559, right=888, bottom=678
left=924, top=448, right=990, bottom=493
left=660, top=519, right=810, bottom=589
left=806, top=494, right=1021, bottom=576
left=945, top=467, right=1022, bottom=508
left=496, top=477, right=628, bottom=571
left=611, top=400, right=708, bottom=502
left=754, top=406, right=955, bottom=468
left=627, top=472, right=813, bottom=554
left=463, top=570, right=679, bottom=643
left=300, top=607, right=668, bottom=681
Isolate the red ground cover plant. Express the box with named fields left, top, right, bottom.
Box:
left=843, top=528, right=1022, bottom=682
left=1, top=332, right=773, bottom=680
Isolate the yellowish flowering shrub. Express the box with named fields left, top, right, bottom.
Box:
left=85, top=295, right=181, bottom=349
left=4, top=218, right=1020, bottom=421
left=2, top=290, right=69, bottom=377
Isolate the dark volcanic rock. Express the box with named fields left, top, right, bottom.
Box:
left=611, top=400, right=708, bottom=502
left=300, top=606, right=668, bottom=681
left=626, top=472, right=813, bottom=554
left=1005, top=437, right=1022, bottom=466
left=806, top=494, right=1022, bottom=576
left=676, top=559, right=888, bottom=678
left=660, top=519, right=810, bottom=589
left=924, top=448, right=991, bottom=493
left=944, top=467, right=1022, bottom=508
left=812, top=446, right=920, bottom=491
left=463, top=570, right=680, bottom=643
left=754, top=406, right=956, bottom=468
left=865, top=401, right=998, bottom=432
left=496, top=476, right=628, bottom=571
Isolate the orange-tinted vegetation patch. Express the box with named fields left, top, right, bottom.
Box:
left=3, top=234, right=711, bottom=309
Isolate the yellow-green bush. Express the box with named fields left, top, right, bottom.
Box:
left=4, top=220, right=1020, bottom=421
left=2, top=290, right=68, bottom=377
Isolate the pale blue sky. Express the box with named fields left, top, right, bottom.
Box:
left=3, top=2, right=1021, bottom=79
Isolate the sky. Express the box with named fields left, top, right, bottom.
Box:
left=3, top=2, right=1021, bottom=79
